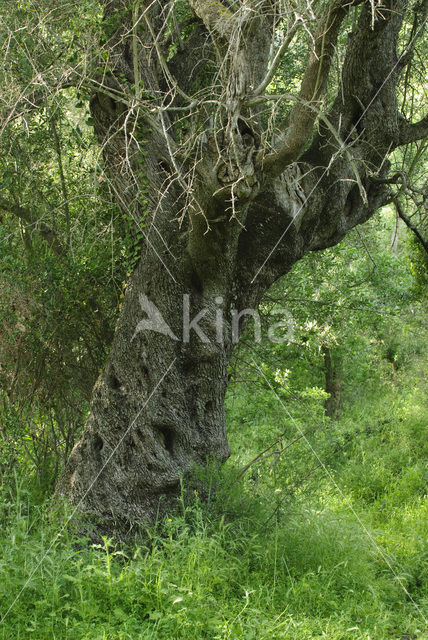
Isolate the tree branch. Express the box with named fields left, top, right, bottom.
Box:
left=167, top=24, right=213, bottom=100
left=393, top=197, right=428, bottom=254
left=189, top=0, right=233, bottom=44
left=398, top=114, right=428, bottom=146
left=0, top=197, right=65, bottom=256
left=253, top=18, right=302, bottom=97
left=260, top=0, right=350, bottom=177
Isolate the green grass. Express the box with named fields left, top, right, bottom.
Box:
left=0, top=378, right=427, bottom=639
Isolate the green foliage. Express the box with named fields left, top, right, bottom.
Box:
left=0, top=3, right=426, bottom=635
left=1, top=371, right=427, bottom=640
left=4, top=199, right=427, bottom=638
left=1, top=280, right=427, bottom=637
left=0, top=93, right=148, bottom=487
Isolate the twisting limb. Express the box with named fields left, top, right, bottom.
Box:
left=398, top=114, right=428, bottom=146
left=393, top=197, right=428, bottom=254
left=259, top=0, right=352, bottom=177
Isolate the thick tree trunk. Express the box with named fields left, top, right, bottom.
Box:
left=56, top=0, right=426, bottom=527
left=56, top=167, right=373, bottom=525
left=55, top=154, right=389, bottom=526
left=57, top=218, right=238, bottom=523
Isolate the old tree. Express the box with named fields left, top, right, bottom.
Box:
left=2, top=0, right=427, bottom=525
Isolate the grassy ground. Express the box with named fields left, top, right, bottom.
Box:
left=0, top=370, right=427, bottom=639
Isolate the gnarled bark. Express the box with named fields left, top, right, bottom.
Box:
left=57, top=0, right=427, bottom=526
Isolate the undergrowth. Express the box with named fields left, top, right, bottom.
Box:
left=0, top=370, right=427, bottom=639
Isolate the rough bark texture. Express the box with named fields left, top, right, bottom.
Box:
left=57, top=0, right=428, bottom=526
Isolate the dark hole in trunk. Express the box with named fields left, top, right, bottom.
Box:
left=141, top=365, right=149, bottom=378
left=93, top=434, right=103, bottom=453
left=158, top=427, right=174, bottom=454
left=108, top=369, right=120, bottom=390
left=190, top=270, right=203, bottom=294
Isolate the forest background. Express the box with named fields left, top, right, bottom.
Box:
left=0, top=0, right=427, bottom=637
